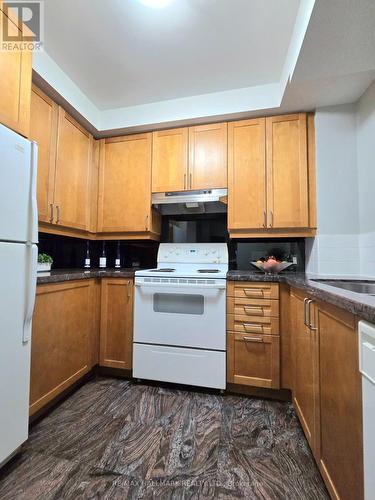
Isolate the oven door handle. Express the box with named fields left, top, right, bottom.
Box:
left=135, top=282, right=226, bottom=290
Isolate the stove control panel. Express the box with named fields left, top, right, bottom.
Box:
left=158, top=243, right=228, bottom=264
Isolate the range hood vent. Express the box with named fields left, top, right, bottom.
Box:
left=152, top=189, right=227, bottom=215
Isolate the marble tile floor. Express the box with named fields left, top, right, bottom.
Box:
left=0, top=377, right=329, bottom=499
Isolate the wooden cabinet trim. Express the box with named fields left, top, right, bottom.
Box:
left=307, top=113, right=317, bottom=229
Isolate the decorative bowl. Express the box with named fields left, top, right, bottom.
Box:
left=250, top=261, right=294, bottom=274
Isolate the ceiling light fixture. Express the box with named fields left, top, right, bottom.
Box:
left=138, top=0, right=175, bottom=8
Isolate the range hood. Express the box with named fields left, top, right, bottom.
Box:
left=152, top=189, right=227, bottom=215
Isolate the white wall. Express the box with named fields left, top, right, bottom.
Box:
left=357, top=80, right=375, bottom=278
left=306, top=80, right=375, bottom=278
left=306, top=103, right=360, bottom=277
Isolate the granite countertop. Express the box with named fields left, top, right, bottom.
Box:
left=227, top=270, right=375, bottom=323
left=37, top=268, right=375, bottom=323
left=37, top=268, right=137, bottom=284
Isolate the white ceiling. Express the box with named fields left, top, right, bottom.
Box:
left=33, top=0, right=375, bottom=133
left=43, top=0, right=300, bottom=110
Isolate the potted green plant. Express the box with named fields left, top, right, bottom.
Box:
left=37, top=253, right=53, bottom=272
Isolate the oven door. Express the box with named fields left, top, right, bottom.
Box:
left=134, top=278, right=226, bottom=350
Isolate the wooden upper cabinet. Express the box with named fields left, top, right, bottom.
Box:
left=188, top=122, right=227, bottom=190
left=29, top=86, right=58, bottom=223
left=53, top=108, right=93, bottom=231
left=152, top=128, right=188, bottom=192
left=98, top=133, right=152, bottom=233
left=0, top=8, right=32, bottom=137
left=266, top=114, right=309, bottom=228
left=228, top=118, right=266, bottom=230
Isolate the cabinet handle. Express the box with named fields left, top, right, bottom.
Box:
left=56, top=205, right=60, bottom=224
left=243, top=323, right=263, bottom=332
left=303, top=298, right=308, bottom=326
left=49, top=203, right=54, bottom=223
left=269, top=211, right=274, bottom=227
left=145, top=215, right=149, bottom=230
left=127, top=281, right=131, bottom=298
left=307, top=299, right=317, bottom=331
left=243, top=336, right=263, bottom=343
left=244, top=306, right=264, bottom=316
left=184, top=173, right=187, bottom=190
left=243, top=288, right=264, bottom=297
left=189, top=172, right=192, bottom=189
left=263, top=211, right=267, bottom=228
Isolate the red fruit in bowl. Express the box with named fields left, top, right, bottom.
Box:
left=263, top=258, right=278, bottom=272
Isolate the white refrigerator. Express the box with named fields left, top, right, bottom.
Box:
left=0, top=123, right=38, bottom=466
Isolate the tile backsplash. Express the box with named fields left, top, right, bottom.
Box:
left=37, top=233, right=158, bottom=269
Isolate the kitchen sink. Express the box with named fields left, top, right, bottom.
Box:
left=312, top=279, right=375, bottom=295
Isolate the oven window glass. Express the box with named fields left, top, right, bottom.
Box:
left=153, top=293, right=204, bottom=315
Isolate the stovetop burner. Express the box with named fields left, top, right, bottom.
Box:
left=197, top=269, right=220, bottom=273
left=150, top=268, right=175, bottom=273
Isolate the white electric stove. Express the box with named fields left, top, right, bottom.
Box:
left=133, top=243, right=228, bottom=389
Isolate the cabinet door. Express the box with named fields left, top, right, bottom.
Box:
left=266, top=114, right=309, bottom=228
left=227, top=332, right=280, bottom=388
left=30, top=280, right=95, bottom=416
left=228, top=118, right=266, bottom=230
left=152, top=128, right=188, bottom=192
left=29, top=86, right=58, bottom=223
left=316, top=302, right=363, bottom=500
left=0, top=8, right=32, bottom=137
left=100, top=279, right=133, bottom=370
left=97, top=134, right=152, bottom=233
left=291, top=289, right=319, bottom=455
left=188, top=123, right=227, bottom=190
left=53, top=108, right=93, bottom=230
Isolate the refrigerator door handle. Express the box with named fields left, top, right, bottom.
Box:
left=29, top=142, right=38, bottom=244
left=23, top=245, right=37, bottom=343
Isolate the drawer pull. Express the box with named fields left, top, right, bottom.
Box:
left=243, top=288, right=264, bottom=297
left=243, top=323, right=263, bottom=332
left=243, top=306, right=264, bottom=316
left=243, top=336, right=263, bottom=343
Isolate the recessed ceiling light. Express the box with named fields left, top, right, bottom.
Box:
left=138, top=0, right=175, bottom=8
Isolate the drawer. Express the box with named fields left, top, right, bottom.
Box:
left=227, top=282, right=279, bottom=300
left=227, top=297, right=279, bottom=318
left=227, top=314, right=279, bottom=335
left=227, top=332, right=280, bottom=389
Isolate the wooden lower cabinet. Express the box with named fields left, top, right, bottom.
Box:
left=314, top=301, right=363, bottom=500
left=99, top=278, right=133, bottom=369
left=290, top=287, right=364, bottom=500
left=290, top=288, right=319, bottom=454
left=30, top=280, right=99, bottom=416
left=227, top=333, right=280, bottom=388
left=227, top=282, right=280, bottom=389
